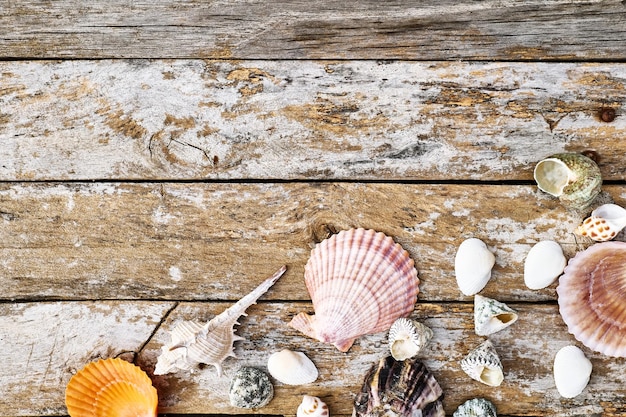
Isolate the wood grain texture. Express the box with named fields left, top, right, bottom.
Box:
left=3, top=301, right=626, bottom=417
left=1, top=0, right=626, bottom=60
left=1, top=182, right=624, bottom=303
left=1, top=60, right=625, bottom=181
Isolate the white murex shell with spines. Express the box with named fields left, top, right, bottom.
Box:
left=154, top=265, right=287, bottom=376
left=388, top=318, right=433, bottom=360
left=455, top=238, right=496, bottom=296
left=297, top=395, right=329, bottom=417
left=289, top=228, right=419, bottom=352
left=474, top=295, right=518, bottom=336
left=460, top=339, right=504, bottom=387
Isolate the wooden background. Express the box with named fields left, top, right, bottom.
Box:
left=1, top=1, right=626, bottom=416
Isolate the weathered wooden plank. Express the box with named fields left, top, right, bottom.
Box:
left=1, top=1, right=625, bottom=60
left=1, top=182, right=624, bottom=302
left=1, top=60, right=625, bottom=181
left=4, top=301, right=626, bottom=416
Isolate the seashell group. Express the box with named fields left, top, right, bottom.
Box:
left=297, top=395, right=329, bottom=417
left=455, top=238, right=495, bottom=296
left=523, top=240, right=567, bottom=290
left=388, top=318, right=433, bottom=360
left=229, top=366, right=274, bottom=408
left=553, top=346, right=592, bottom=398
left=267, top=349, right=318, bottom=385
left=289, top=228, right=419, bottom=352
left=453, top=398, right=497, bottom=417
left=65, top=358, right=158, bottom=417
left=154, top=265, right=287, bottom=376
left=474, top=295, right=518, bottom=336
left=533, top=152, right=602, bottom=210
left=557, top=241, right=626, bottom=356
left=353, top=356, right=444, bottom=417
left=460, top=340, right=504, bottom=387
left=575, top=203, right=626, bottom=242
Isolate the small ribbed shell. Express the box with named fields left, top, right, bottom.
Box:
left=297, top=395, right=329, bottom=417
left=388, top=318, right=433, bottom=360
left=65, top=358, right=158, bottom=417
left=453, top=398, right=497, bottom=417
left=289, top=228, right=419, bottom=352
left=557, top=242, right=626, bottom=357
left=474, top=295, right=518, bottom=336
left=267, top=349, right=318, bottom=385
left=460, top=340, right=504, bottom=387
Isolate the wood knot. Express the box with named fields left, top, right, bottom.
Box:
left=581, top=149, right=601, bottom=164
left=599, top=107, right=616, bottom=123
left=309, top=221, right=340, bottom=244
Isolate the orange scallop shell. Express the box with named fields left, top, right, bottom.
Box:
left=557, top=241, right=626, bottom=357
left=65, top=358, right=158, bottom=417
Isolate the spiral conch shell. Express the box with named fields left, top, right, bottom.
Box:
left=460, top=340, right=504, bottom=387
left=65, top=358, right=157, bottom=417
left=453, top=398, right=497, bottom=417
left=557, top=241, right=626, bottom=356
left=289, top=228, right=419, bottom=352
left=474, top=295, right=518, bottom=336
left=154, top=265, right=287, bottom=376
left=575, top=203, right=626, bottom=242
left=388, top=318, right=433, bottom=360
left=297, top=395, right=329, bottom=417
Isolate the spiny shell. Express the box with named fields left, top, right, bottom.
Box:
left=523, top=240, right=566, bottom=290
left=229, top=367, right=274, bottom=408
left=460, top=340, right=503, bottom=387
left=65, top=358, right=158, bottom=417
left=289, top=228, right=419, bottom=352
left=533, top=152, right=602, bottom=210
left=388, top=318, right=433, bottom=360
left=352, top=356, right=444, bottom=417
left=557, top=241, right=626, bottom=356
left=297, top=395, right=329, bottom=417
left=575, top=203, right=626, bottom=242
left=474, top=295, right=518, bottom=336
left=267, top=349, right=318, bottom=385
left=453, top=398, right=497, bottom=417
left=455, top=238, right=495, bottom=296
left=154, top=265, right=287, bottom=376
left=553, top=346, right=592, bottom=398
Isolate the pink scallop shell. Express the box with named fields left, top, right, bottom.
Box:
left=289, top=228, right=419, bottom=352
left=557, top=241, right=626, bottom=357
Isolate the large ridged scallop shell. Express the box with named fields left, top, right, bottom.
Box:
left=289, top=228, right=419, bottom=352
left=557, top=241, right=626, bottom=356
left=65, top=358, right=158, bottom=417
left=155, top=265, right=287, bottom=376
left=352, top=356, right=444, bottom=417
left=460, top=340, right=504, bottom=387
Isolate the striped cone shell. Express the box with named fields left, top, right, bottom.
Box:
left=289, top=228, right=419, bottom=352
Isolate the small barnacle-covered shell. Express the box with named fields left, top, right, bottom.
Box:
left=388, top=318, right=433, bottom=360
left=267, top=349, right=318, bottom=385
left=453, top=398, right=497, bottom=417
left=460, top=340, right=504, bottom=387
left=575, top=203, right=626, bottom=242
left=297, top=395, right=329, bottom=417
left=229, top=367, right=274, bottom=408
left=523, top=241, right=567, bottom=290
left=533, top=152, right=602, bottom=210
left=455, top=238, right=495, bottom=296
left=553, top=346, right=592, bottom=398
left=474, top=295, right=518, bottom=336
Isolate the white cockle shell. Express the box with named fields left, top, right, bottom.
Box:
left=460, top=340, right=504, bottom=387
left=474, top=295, right=518, bottom=336
left=523, top=240, right=566, bottom=290
left=388, top=318, right=433, bottom=361
left=455, top=238, right=495, bottom=296
left=289, top=228, right=419, bottom=352
left=575, top=203, right=626, bottom=242
left=553, top=345, right=592, bottom=398
left=297, top=395, right=329, bottom=417
left=267, top=349, right=318, bottom=385
left=154, top=265, right=287, bottom=376
left=453, top=398, right=497, bottom=417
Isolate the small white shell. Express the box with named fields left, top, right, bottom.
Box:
left=523, top=241, right=566, bottom=290
left=388, top=318, right=433, bottom=360
left=460, top=340, right=504, bottom=387
left=453, top=398, right=497, bottom=417
left=576, top=203, right=626, bottom=242
left=297, top=395, right=329, bottom=417
left=455, top=238, right=496, bottom=296
left=474, top=295, right=518, bottom=336
left=553, top=345, right=592, bottom=398
left=267, top=349, right=318, bottom=385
